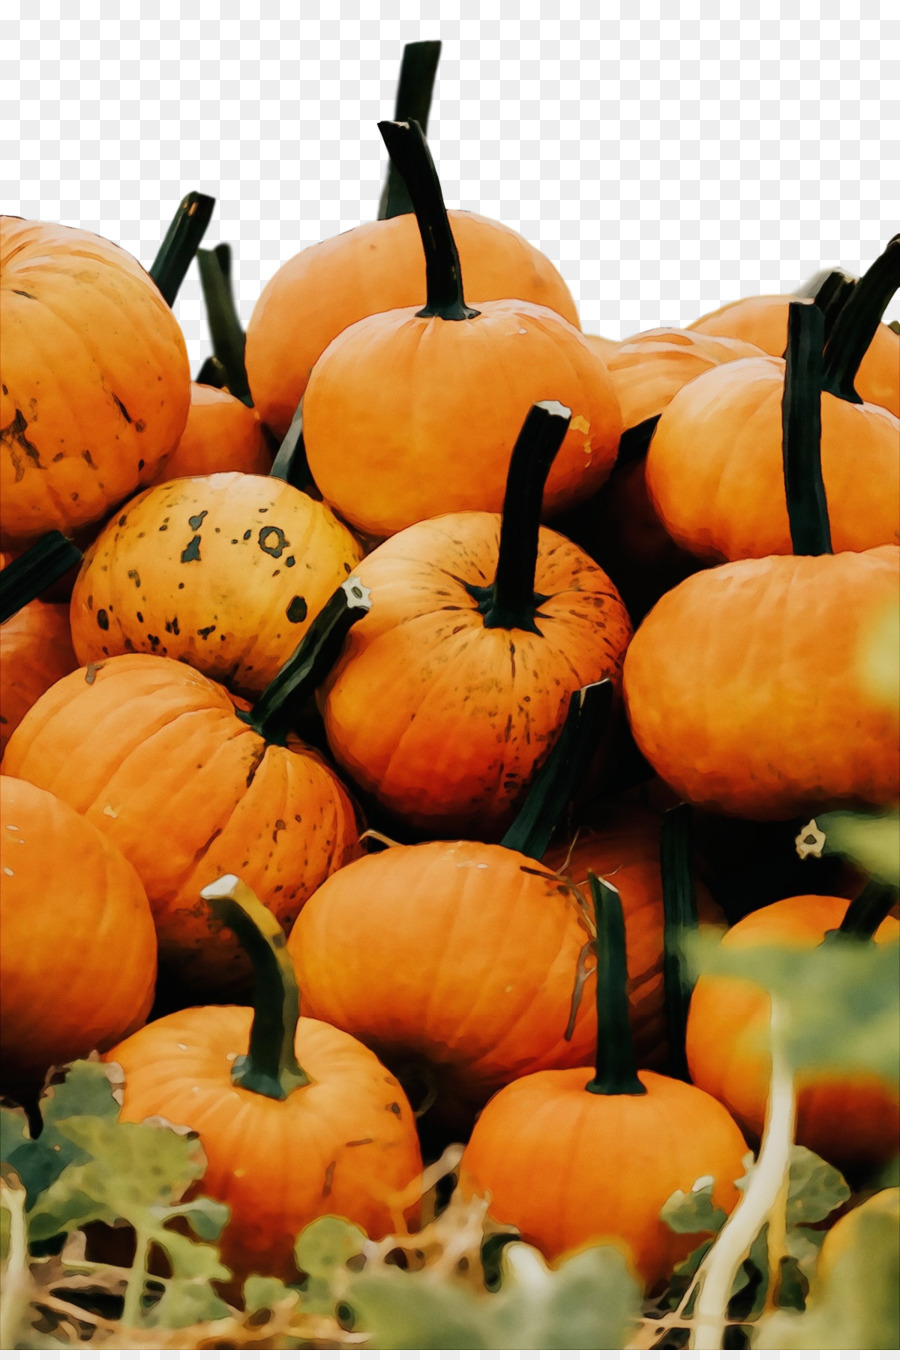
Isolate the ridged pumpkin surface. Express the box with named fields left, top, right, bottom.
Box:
left=605, top=328, right=766, bottom=430
left=459, top=1067, right=749, bottom=1290
left=149, top=384, right=271, bottom=483
left=0, top=654, right=361, bottom=997
left=107, top=1010, right=423, bottom=1281
left=623, top=547, right=900, bottom=820
left=0, top=600, right=77, bottom=756
left=0, top=217, right=191, bottom=547
left=245, top=209, right=581, bottom=439
left=69, top=473, right=362, bottom=695
left=0, top=774, right=156, bottom=1086
left=685, top=896, right=900, bottom=1169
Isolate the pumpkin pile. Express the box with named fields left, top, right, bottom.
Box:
left=1, top=43, right=898, bottom=1342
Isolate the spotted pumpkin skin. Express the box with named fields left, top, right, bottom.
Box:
left=623, top=547, right=900, bottom=821
left=69, top=473, right=362, bottom=696
left=0, top=217, right=191, bottom=548
left=319, top=514, right=632, bottom=837
left=1, top=653, right=361, bottom=998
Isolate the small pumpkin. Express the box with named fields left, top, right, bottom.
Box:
left=0, top=600, right=77, bottom=758
left=106, top=875, right=422, bottom=1282
left=148, top=384, right=271, bottom=484
left=0, top=774, right=157, bottom=1091
left=458, top=875, right=749, bottom=1291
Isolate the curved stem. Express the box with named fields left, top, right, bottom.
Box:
left=585, top=874, right=647, bottom=1096
left=243, top=578, right=370, bottom=744
left=468, top=400, right=572, bottom=632
left=0, top=531, right=82, bottom=622
left=195, top=355, right=229, bottom=389
left=501, top=678, right=613, bottom=860
left=782, top=300, right=832, bottom=556
left=269, top=398, right=311, bottom=488
left=196, top=243, right=252, bottom=405
left=378, top=41, right=442, bottom=220
left=795, top=267, right=857, bottom=342
left=821, top=235, right=900, bottom=402
left=661, top=803, right=699, bottom=1083
left=148, top=192, right=215, bottom=307
left=825, top=879, right=899, bottom=944
left=200, top=875, right=309, bottom=1098
left=377, top=119, right=479, bottom=321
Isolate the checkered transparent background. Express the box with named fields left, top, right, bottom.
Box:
left=4, top=0, right=898, bottom=376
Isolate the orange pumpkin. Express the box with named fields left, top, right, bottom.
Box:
left=0, top=774, right=157, bottom=1090
left=107, top=875, right=422, bottom=1282
left=2, top=581, right=368, bottom=1000
left=0, top=600, right=77, bottom=757
left=68, top=472, right=361, bottom=695
left=604, top=328, right=767, bottom=432
left=685, top=893, right=900, bottom=1170
left=318, top=402, right=632, bottom=837
left=0, top=216, right=192, bottom=548
left=148, top=384, right=271, bottom=483
left=301, top=122, right=620, bottom=539
left=458, top=876, right=749, bottom=1291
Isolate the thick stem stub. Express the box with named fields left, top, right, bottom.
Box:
left=795, top=267, right=857, bottom=343
left=377, top=119, right=479, bottom=322
left=149, top=192, right=215, bottom=307
left=200, top=874, right=310, bottom=1099
left=468, top=400, right=572, bottom=633
left=782, top=300, right=832, bottom=556
left=821, top=234, right=900, bottom=403
left=822, top=879, right=899, bottom=945
left=196, top=243, right=252, bottom=405
left=660, top=803, right=699, bottom=1084
left=585, top=873, right=647, bottom=1097
left=378, top=42, right=442, bottom=220
left=0, top=532, right=82, bottom=623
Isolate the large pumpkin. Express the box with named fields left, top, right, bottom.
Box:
left=0, top=217, right=191, bottom=547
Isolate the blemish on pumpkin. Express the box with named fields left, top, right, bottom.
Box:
left=52, top=451, right=65, bottom=461
left=386, top=1102, right=403, bottom=1119
left=272, top=819, right=286, bottom=842
left=322, top=1160, right=336, bottom=1196
left=147, top=634, right=160, bottom=648
left=165, top=618, right=180, bottom=635
left=112, top=394, right=133, bottom=423
left=345, top=1137, right=374, bottom=1147
left=138, top=458, right=144, bottom=470
left=85, top=662, right=102, bottom=684
left=258, top=525, right=288, bottom=558
left=286, top=595, right=308, bottom=623
left=81, top=449, right=96, bottom=467
left=242, top=530, right=252, bottom=540
left=96, top=608, right=110, bottom=630
left=285, top=555, right=296, bottom=567
left=136, top=611, right=144, bottom=623
left=197, top=624, right=216, bottom=639
left=102, top=806, right=118, bottom=818
left=127, top=569, right=141, bottom=587
left=2, top=410, right=43, bottom=480
left=180, top=535, right=201, bottom=563
left=12, top=289, right=35, bottom=299
left=188, top=510, right=208, bottom=530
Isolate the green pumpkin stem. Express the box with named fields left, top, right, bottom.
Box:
left=377, top=119, right=479, bottom=322
left=469, top=400, right=572, bottom=632
left=796, top=267, right=857, bottom=342
left=149, top=192, right=215, bottom=307
left=821, top=235, right=900, bottom=403
left=378, top=42, right=442, bottom=220
left=269, top=399, right=312, bottom=488
left=195, top=355, right=229, bottom=389
left=196, top=244, right=252, bottom=405
left=0, top=531, right=82, bottom=623
left=243, top=578, right=370, bottom=744
left=200, top=875, right=310, bottom=1098
left=782, top=300, right=832, bottom=556
left=823, top=880, right=899, bottom=945
left=501, top=679, right=614, bottom=861
left=585, top=873, right=647, bottom=1097
left=660, top=803, right=699, bottom=1083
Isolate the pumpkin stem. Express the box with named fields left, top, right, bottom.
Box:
left=782, top=300, right=832, bottom=556
left=501, top=678, right=614, bottom=861
left=242, top=577, right=371, bottom=744
left=585, top=873, right=647, bottom=1097
left=660, top=803, right=699, bottom=1084
left=823, top=880, right=899, bottom=945
left=795, top=267, right=857, bottom=341
left=0, top=532, right=82, bottom=623
left=196, top=243, right=253, bottom=406
left=148, top=191, right=216, bottom=307
left=200, top=874, right=310, bottom=1098
left=269, top=399, right=312, bottom=488
left=468, top=400, right=572, bottom=633
left=378, top=41, right=442, bottom=220
left=377, top=119, right=480, bottom=322
left=195, top=355, right=229, bottom=389
left=821, top=235, right=900, bottom=403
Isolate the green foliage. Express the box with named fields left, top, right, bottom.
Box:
left=815, top=809, right=900, bottom=887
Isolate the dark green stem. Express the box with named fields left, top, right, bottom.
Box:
left=822, top=880, right=899, bottom=945
left=378, top=41, right=442, bottom=220
left=660, top=803, right=699, bottom=1083
left=242, top=578, right=370, bottom=744
left=782, top=300, right=832, bottom=556
left=196, top=244, right=252, bottom=405
left=377, top=119, right=479, bottom=321
left=821, top=235, right=900, bottom=403
left=617, top=413, right=662, bottom=465
left=468, top=400, right=572, bottom=632
left=269, top=398, right=311, bottom=488
left=200, top=875, right=309, bottom=1098
left=585, top=873, right=647, bottom=1096
left=0, top=532, right=82, bottom=623
left=148, top=192, right=215, bottom=307
left=195, top=355, right=229, bottom=389
left=501, top=679, right=614, bottom=861
left=795, top=267, right=857, bottom=342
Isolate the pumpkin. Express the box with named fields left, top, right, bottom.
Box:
left=148, top=384, right=271, bottom=483
left=68, top=471, right=361, bottom=695
left=815, top=1187, right=900, bottom=1283
left=604, top=328, right=767, bottom=432
left=0, top=216, right=192, bottom=548
left=0, top=601, right=77, bottom=758
left=0, top=774, right=156, bottom=1091
left=624, top=301, right=900, bottom=820
left=106, top=875, right=422, bottom=1282
left=685, top=892, right=900, bottom=1171
left=458, top=875, right=749, bottom=1291
left=1, top=580, right=368, bottom=1000
left=301, top=121, right=621, bottom=539
left=318, top=401, right=632, bottom=837
left=644, top=242, right=900, bottom=563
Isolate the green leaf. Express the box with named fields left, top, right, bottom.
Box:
left=661, top=1175, right=728, bottom=1237
left=786, top=1144, right=850, bottom=1230
left=243, top=1273, right=303, bottom=1314
left=141, top=1272, right=233, bottom=1330
left=293, top=1215, right=368, bottom=1316
left=157, top=1196, right=230, bottom=1242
